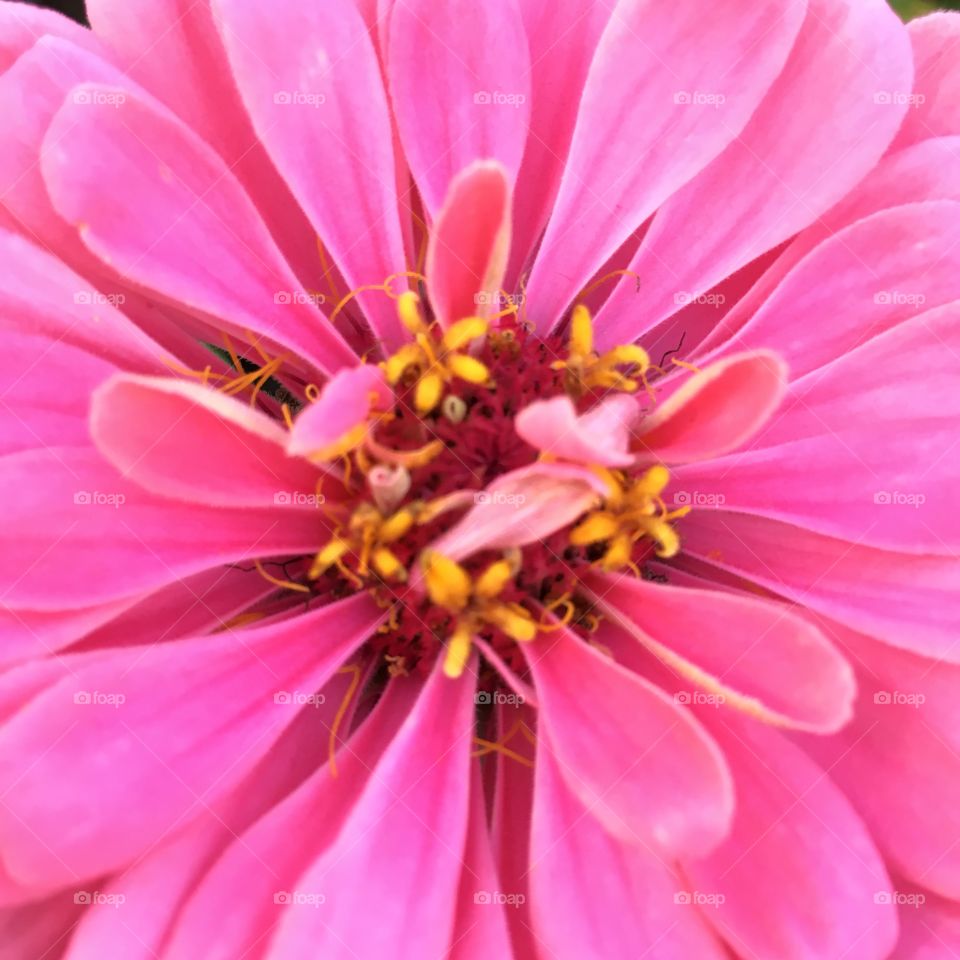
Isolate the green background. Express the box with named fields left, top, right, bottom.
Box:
left=891, top=0, right=960, bottom=17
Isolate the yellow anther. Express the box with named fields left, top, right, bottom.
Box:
left=571, top=465, right=689, bottom=568
left=381, top=293, right=492, bottom=414
left=422, top=552, right=538, bottom=679
left=553, top=303, right=651, bottom=397
left=311, top=504, right=417, bottom=584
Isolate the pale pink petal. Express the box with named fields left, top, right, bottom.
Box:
left=288, top=364, right=392, bottom=458
left=265, top=659, right=474, bottom=959
left=164, top=675, right=420, bottom=960
left=515, top=394, right=639, bottom=468
left=702, top=201, right=960, bottom=376
left=423, top=462, right=602, bottom=564
left=677, top=301, right=960, bottom=554
left=525, top=627, right=733, bottom=857
left=0, top=593, right=381, bottom=891
left=88, top=0, right=323, bottom=288
left=211, top=0, right=410, bottom=349
left=684, top=714, right=898, bottom=960
left=529, top=744, right=727, bottom=959
left=680, top=511, right=960, bottom=662
left=426, top=161, right=511, bottom=328
left=587, top=572, right=855, bottom=733
left=91, top=375, right=328, bottom=509
left=800, top=619, right=960, bottom=899
left=387, top=0, right=531, bottom=216
left=507, top=0, right=613, bottom=284
left=525, top=0, right=806, bottom=328
left=596, top=0, right=912, bottom=344
left=632, top=351, right=786, bottom=465
left=0, top=447, right=322, bottom=609
left=892, top=13, right=960, bottom=149
left=42, top=83, right=358, bottom=376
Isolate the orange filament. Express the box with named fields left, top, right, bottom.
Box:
left=328, top=663, right=362, bottom=778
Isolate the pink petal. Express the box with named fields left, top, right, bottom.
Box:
left=0, top=891, right=82, bottom=960
left=892, top=13, right=960, bottom=149
left=447, top=763, right=513, bottom=960
left=596, top=0, right=912, bottom=345
left=387, top=0, right=531, bottom=216
left=423, top=462, right=602, bottom=564
left=529, top=744, right=727, bottom=959
left=164, top=674, right=420, bottom=960
left=61, top=670, right=360, bottom=959
left=800, top=619, right=960, bottom=900
left=211, top=0, right=410, bottom=349
left=88, top=0, right=323, bottom=288
left=515, top=394, right=640, bottom=468
left=703, top=201, right=960, bottom=377
left=288, top=364, right=392, bottom=458
left=677, top=300, right=960, bottom=554
left=0, top=1, right=97, bottom=70
left=42, top=82, right=358, bottom=376
left=91, top=374, right=327, bottom=508
left=587, top=572, right=855, bottom=733
left=525, top=0, right=806, bottom=328
left=0, top=330, right=116, bottom=456
left=525, top=627, right=734, bottom=857
left=0, top=447, right=322, bottom=609
left=265, top=659, right=474, bottom=959
left=685, top=714, right=898, bottom=960
left=680, top=511, right=960, bottom=662
left=507, top=0, right=613, bottom=284
left=0, top=594, right=381, bottom=891
left=892, top=886, right=960, bottom=958
left=633, top=351, right=786, bottom=465
left=426, top=161, right=512, bottom=328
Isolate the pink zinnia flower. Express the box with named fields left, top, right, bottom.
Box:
left=1, top=0, right=959, bottom=957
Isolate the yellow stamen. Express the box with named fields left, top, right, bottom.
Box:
left=552, top=303, right=651, bottom=397
left=328, top=664, right=362, bottom=778
left=381, top=293, right=491, bottom=414
left=571, top=465, right=689, bottom=568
